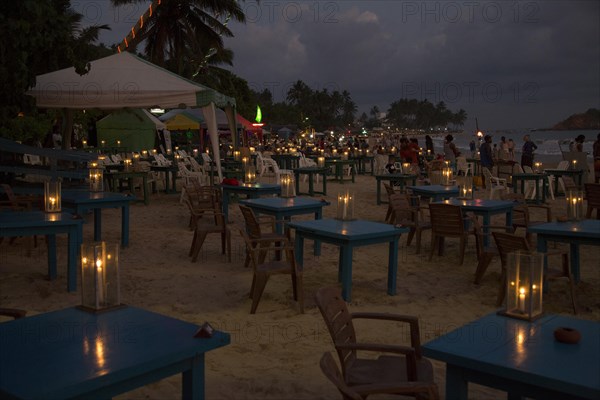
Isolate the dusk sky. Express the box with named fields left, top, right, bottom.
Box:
left=77, top=0, right=599, bottom=132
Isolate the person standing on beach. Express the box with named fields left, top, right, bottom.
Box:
left=507, top=139, right=515, bottom=160
left=500, top=136, right=509, bottom=160
left=573, top=134, right=586, bottom=152
left=425, top=135, right=434, bottom=155
left=443, top=134, right=460, bottom=168
left=594, top=133, right=600, bottom=183
left=479, top=135, right=494, bottom=188
left=521, top=135, right=537, bottom=168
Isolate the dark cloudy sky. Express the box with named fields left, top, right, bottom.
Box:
left=80, top=0, right=599, bottom=131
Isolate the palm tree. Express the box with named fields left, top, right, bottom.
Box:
left=111, top=0, right=245, bottom=76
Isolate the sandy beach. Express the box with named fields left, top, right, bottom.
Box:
left=1, top=172, right=598, bottom=400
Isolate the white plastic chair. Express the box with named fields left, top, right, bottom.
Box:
left=23, top=154, right=43, bottom=165
left=482, top=167, right=509, bottom=199
left=298, top=155, right=319, bottom=183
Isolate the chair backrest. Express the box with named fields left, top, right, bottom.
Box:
left=456, top=156, right=468, bottom=174
left=0, top=184, right=17, bottom=203
left=482, top=167, right=497, bottom=188
left=562, top=176, right=579, bottom=192
left=492, top=231, right=531, bottom=267
left=428, top=203, right=465, bottom=235
left=239, top=205, right=264, bottom=238
left=556, top=160, right=570, bottom=170
left=523, top=165, right=534, bottom=174
left=389, top=193, right=417, bottom=226
left=584, top=183, right=600, bottom=209
left=319, top=352, right=363, bottom=400
left=314, top=287, right=358, bottom=377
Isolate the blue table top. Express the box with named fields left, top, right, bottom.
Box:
left=240, top=196, right=329, bottom=211
left=408, top=185, right=459, bottom=194
left=375, top=173, right=418, bottom=179
left=62, top=191, right=135, bottom=204
left=287, top=218, right=408, bottom=240
left=0, top=306, right=230, bottom=399
left=528, top=219, right=600, bottom=239
left=422, top=313, right=599, bottom=398
left=0, top=211, right=83, bottom=228
left=436, top=198, right=515, bottom=211
left=221, top=183, right=281, bottom=192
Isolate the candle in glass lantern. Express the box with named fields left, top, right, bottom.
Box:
left=123, top=159, right=132, bottom=171
left=241, top=156, right=250, bottom=170
left=317, top=156, right=325, bottom=168
left=572, top=159, right=577, bottom=169
left=245, top=166, right=256, bottom=184
left=233, top=150, right=241, bottom=161
left=101, top=140, right=106, bottom=146
left=82, top=140, right=87, bottom=147
left=336, top=190, right=354, bottom=220
left=117, top=140, right=121, bottom=146
left=402, top=163, right=411, bottom=173
left=533, top=162, right=542, bottom=173
left=518, top=287, right=526, bottom=312
left=442, top=167, right=453, bottom=185
left=280, top=175, right=295, bottom=198
left=89, top=162, right=104, bottom=192
left=44, top=181, right=61, bottom=213
left=80, top=242, right=121, bottom=312
left=142, top=150, right=148, bottom=157
left=332, top=149, right=337, bottom=156
left=566, top=191, right=584, bottom=220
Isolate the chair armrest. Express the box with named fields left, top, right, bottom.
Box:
left=336, top=342, right=418, bottom=380
left=0, top=308, right=27, bottom=319
left=336, top=342, right=416, bottom=357
left=351, top=381, right=439, bottom=397
left=351, top=312, right=418, bottom=325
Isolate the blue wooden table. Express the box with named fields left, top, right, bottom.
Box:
left=240, top=197, right=330, bottom=235
left=528, top=219, right=600, bottom=283
left=325, top=159, right=356, bottom=183
left=435, top=198, right=514, bottom=247
left=287, top=219, right=408, bottom=301
left=407, top=185, right=459, bottom=202
left=375, top=173, right=418, bottom=204
left=62, top=191, right=134, bottom=247
left=422, top=313, right=599, bottom=399
left=0, top=306, right=230, bottom=400
left=292, top=167, right=328, bottom=196
left=0, top=211, right=82, bottom=292
left=151, top=164, right=179, bottom=193
left=221, top=183, right=281, bottom=222
left=512, top=173, right=549, bottom=204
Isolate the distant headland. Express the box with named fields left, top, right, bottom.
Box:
left=532, top=108, right=600, bottom=131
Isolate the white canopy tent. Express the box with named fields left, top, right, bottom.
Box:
left=26, top=51, right=237, bottom=181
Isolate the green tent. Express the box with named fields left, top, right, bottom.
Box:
left=96, top=109, right=165, bottom=151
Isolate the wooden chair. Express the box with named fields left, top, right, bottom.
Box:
left=428, top=203, right=478, bottom=265
left=383, top=183, right=396, bottom=223
left=315, top=287, right=437, bottom=399
left=499, top=192, right=552, bottom=244
left=584, top=183, right=600, bottom=219
left=239, top=205, right=288, bottom=268
left=492, top=231, right=576, bottom=313
left=183, top=185, right=221, bottom=230
left=239, top=229, right=303, bottom=314
left=319, top=352, right=439, bottom=400
left=389, top=193, right=431, bottom=254
left=188, top=189, right=231, bottom=263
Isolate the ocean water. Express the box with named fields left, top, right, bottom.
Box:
left=424, top=129, right=597, bottom=165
